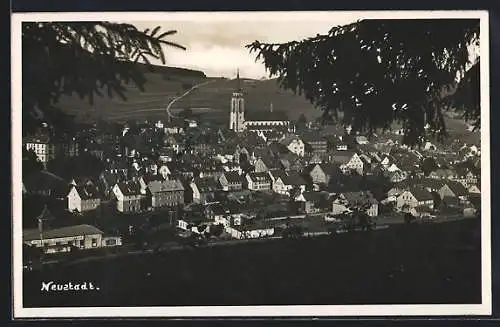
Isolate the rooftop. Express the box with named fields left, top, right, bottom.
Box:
left=23, top=224, right=103, bottom=242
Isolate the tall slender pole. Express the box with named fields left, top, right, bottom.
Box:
left=38, top=217, right=44, bottom=263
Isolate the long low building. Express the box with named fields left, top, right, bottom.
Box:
left=23, top=224, right=121, bottom=254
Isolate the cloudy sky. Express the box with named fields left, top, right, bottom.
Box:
left=129, top=13, right=358, bottom=79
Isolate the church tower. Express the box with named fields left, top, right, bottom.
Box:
left=229, top=69, right=245, bottom=132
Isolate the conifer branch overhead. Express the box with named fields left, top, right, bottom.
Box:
left=247, top=19, right=480, bottom=145
left=22, top=22, right=185, bottom=133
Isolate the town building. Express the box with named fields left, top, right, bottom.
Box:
left=147, top=179, right=185, bottom=208
left=228, top=71, right=291, bottom=133
left=279, top=135, right=305, bottom=157
left=245, top=172, right=272, bottom=191
left=396, top=187, right=434, bottom=211
left=67, top=184, right=101, bottom=213
left=23, top=224, right=107, bottom=254
left=112, top=181, right=145, bottom=213
left=219, top=171, right=243, bottom=191
left=24, top=134, right=56, bottom=164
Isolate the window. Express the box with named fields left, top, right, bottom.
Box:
left=79, top=240, right=85, bottom=247
left=105, top=239, right=117, bottom=246
left=91, top=238, right=99, bottom=247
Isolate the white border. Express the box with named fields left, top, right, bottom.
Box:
left=11, top=10, right=491, bottom=318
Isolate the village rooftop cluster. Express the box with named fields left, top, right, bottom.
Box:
left=21, top=76, right=481, bottom=268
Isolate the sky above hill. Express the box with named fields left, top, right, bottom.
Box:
left=127, top=11, right=480, bottom=80
left=130, top=12, right=357, bottom=79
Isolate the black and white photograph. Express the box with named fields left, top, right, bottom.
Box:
left=12, top=11, right=491, bottom=318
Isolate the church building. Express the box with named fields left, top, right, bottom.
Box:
left=229, top=70, right=291, bottom=133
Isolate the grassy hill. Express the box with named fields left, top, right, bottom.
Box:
left=55, top=64, right=322, bottom=125
left=54, top=62, right=479, bottom=145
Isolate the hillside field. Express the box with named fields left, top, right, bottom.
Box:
left=56, top=65, right=322, bottom=125
left=54, top=64, right=480, bottom=145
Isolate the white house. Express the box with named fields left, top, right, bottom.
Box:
left=112, top=181, right=145, bottom=213
left=386, top=163, right=400, bottom=173
left=24, top=135, right=56, bottom=164
left=396, top=188, right=434, bottom=211
left=344, top=153, right=364, bottom=175
left=279, top=135, right=305, bottom=157
left=67, top=185, right=101, bottom=213
left=246, top=172, right=272, bottom=191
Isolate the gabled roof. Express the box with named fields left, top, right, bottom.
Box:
left=141, top=174, right=164, bottom=184
left=408, top=187, right=434, bottom=202
left=223, top=171, right=242, bottom=184
left=328, top=151, right=355, bottom=164
left=341, top=191, right=379, bottom=205
left=299, top=132, right=326, bottom=144
left=247, top=172, right=271, bottom=182
left=279, top=135, right=302, bottom=147
left=416, top=178, right=446, bottom=190
left=148, top=179, right=185, bottom=193
left=302, top=191, right=327, bottom=203
left=282, top=172, right=307, bottom=186
left=117, top=181, right=142, bottom=196
left=444, top=180, right=469, bottom=196
left=193, top=177, right=219, bottom=192
left=73, top=184, right=100, bottom=200
left=319, top=163, right=342, bottom=176
left=268, top=168, right=288, bottom=182
left=23, top=224, right=103, bottom=242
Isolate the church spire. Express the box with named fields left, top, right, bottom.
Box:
left=236, top=68, right=242, bottom=92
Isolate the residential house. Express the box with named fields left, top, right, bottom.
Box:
left=439, top=181, right=470, bottom=205
left=99, top=170, right=127, bottom=198
left=468, top=184, right=481, bottom=194
left=396, top=187, right=434, bottom=211
left=189, top=177, right=219, bottom=204
left=454, top=167, right=479, bottom=188
left=219, top=171, right=243, bottom=191
left=279, top=153, right=304, bottom=172
left=147, top=179, right=185, bottom=208
left=112, top=181, right=145, bottom=213
left=334, top=191, right=379, bottom=217
left=355, top=135, right=369, bottom=145
left=67, top=184, right=101, bottom=213
left=305, top=163, right=342, bottom=185
left=301, top=133, right=328, bottom=154
left=423, top=141, right=437, bottom=151
left=429, top=168, right=456, bottom=180
left=417, top=178, right=446, bottom=193
left=279, top=135, right=305, bottom=157
left=328, top=151, right=364, bottom=175
left=56, top=135, right=80, bottom=158
left=24, top=134, right=56, bottom=164
left=387, top=170, right=408, bottom=183
left=158, top=164, right=172, bottom=179
left=294, top=191, right=328, bottom=214
left=245, top=172, right=272, bottom=191
left=162, top=134, right=183, bottom=154
left=268, top=169, right=307, bottom=196
left=254, top=156, right=280, bottom=173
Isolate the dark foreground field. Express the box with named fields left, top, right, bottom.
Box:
left=23, top=219, right=482, bottom=307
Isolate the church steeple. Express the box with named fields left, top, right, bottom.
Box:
left=236, top=68, right=242, bottom=92
left=230, top=68, right=245, bottom=132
